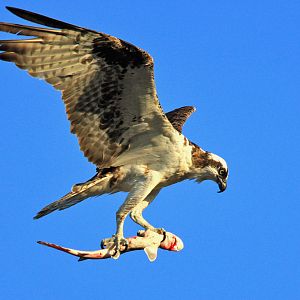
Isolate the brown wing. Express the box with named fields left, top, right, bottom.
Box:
left=166, top=106, right=196, bottom=132
left=0, top=7, right=176, bottom=167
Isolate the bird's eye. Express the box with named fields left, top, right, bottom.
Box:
left=219, top=168, right=227, bottom=177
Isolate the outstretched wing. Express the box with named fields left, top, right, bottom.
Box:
left=0, top=7, right=177, bottom=167
left=166, top=106, right=196, bottom=132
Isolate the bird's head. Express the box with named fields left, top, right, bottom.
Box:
left=192, top=150, right=228, bottom=193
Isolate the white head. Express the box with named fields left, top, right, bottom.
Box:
left=192, top=151, right=229, bottom=193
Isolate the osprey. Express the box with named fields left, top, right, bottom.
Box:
left=0, top=7, right=228, bottom=258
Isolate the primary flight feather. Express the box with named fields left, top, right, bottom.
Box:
left=0, top=7, right=228, bottom=259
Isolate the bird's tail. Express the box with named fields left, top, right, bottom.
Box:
left=34, top=172, right=114, bottom=219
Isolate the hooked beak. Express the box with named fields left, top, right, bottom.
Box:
left=217, top=177, right=227, bottom=193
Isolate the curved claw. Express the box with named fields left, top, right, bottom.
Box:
left=111, top=237, right=128, bottom=259
left=111, top=249, right=120, bottom=259
left=153, top=227, right=166, bottom=235
left=153, top=228, right=167, bottom=242
left=101, top=235, right=128, bottom=259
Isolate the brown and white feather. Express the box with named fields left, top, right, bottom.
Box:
left=0, top=7, right=180, bottom=168
left=165, top=106, right=196, bottom=132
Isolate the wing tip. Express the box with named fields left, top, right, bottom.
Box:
left=33, top=209, right=50, bottom=219
left=4, top=6, right=93, bottom=32
left=33, top=213, right=41, bottom=220
left=187, top=105, right=196, bottom=113
left=6, top=6, right=24, bottom=16
left=184, top=105, right=196, bottom=112
left=6, top=6, right=15, bottom=11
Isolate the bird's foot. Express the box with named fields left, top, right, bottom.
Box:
left=152, top=227, right=166, bottom=235
left=152, top=227, right=167, bottom=241
left=101, top=234, right=128, bottom=259
left=137, top=227, right=167, bottom=240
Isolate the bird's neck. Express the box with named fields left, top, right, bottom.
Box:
left=190, top=143, right=209, bottom=168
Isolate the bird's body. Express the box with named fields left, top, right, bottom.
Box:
left=0, top=7, right=228, bottom=258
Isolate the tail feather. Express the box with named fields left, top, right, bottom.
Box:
left=34, top=191, right=85, bottom=219
left=34, top=174, right=113, bottom=219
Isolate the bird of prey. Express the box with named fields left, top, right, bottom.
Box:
left=0, top=7, right=228, bottom=258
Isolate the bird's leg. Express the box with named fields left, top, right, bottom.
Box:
left=101, top=203, right=135, bottom=258
left=130, top=200, right=155, bottom=231
left=130, top=189, right=166, bottom=235
left=102, top=172, right=162, bottom=259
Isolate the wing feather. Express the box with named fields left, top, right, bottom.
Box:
left=0, top=7, right=177, bottom=167
left=166, top=106, right=196, bottom=132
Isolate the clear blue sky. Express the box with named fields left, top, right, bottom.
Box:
left=1, top=1, right=299, bottom=299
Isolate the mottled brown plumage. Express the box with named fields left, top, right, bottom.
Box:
left=0, top=7, right=165, bottom=168
left=1, top=7, right=228, bottom=259
left=166, top=106, right=196, bottom=132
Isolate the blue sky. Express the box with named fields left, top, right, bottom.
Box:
left=0, top=0, right=299, bottom=299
